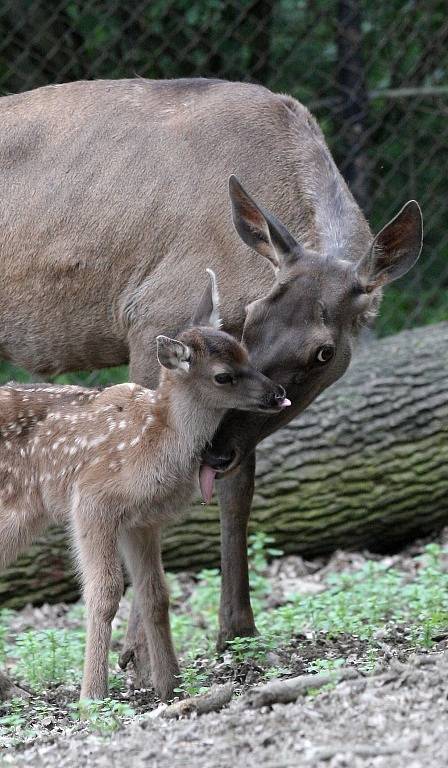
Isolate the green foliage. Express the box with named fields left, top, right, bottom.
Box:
left=0, top=609, right=14, bottom=664
left=9, top=628, right=85, bottom=690
left=0, top=698, right=63, bottom=747
left=1, top=533, right=448, bottom=747
left=0, top=698, right=27, bottom=733
left=307, top=657, right=346, bottom=674
left=173, top=664, right=208, bottom=697
left=70, top=698, right=134, bottom=735
left=254, top=545, right=448, bottom=649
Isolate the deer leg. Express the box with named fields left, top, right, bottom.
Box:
left=118, top=345, right=159, bottom=685
left=73, top=508, right=123, bottom=701
left=217, top=451, right=257, bottom=651
left=120, top=526, right=180, bottom=701
left=118, top=596, right=152, bottom=687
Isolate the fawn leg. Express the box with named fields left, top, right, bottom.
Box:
left=119, top=597, right=152, bottom=687
left=217, top=451, right=257, bottom=651
left=73, top=509, right=123, bottom=700
left=121, top=526, right=180, bottom=701
left=118, top=348, right=159, bottom=686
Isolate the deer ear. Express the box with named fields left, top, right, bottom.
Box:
left=229, top=175, right=301, bottom=272
left=191, top=268, right=221, bottom=329
left=156, top=336, right=191, bottom=372
left=358, top=200, right=423, bottom=289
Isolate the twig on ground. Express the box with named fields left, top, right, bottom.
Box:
left=162, top=682, right=233, bottom=719
left=242, top=669, right=358, bottom=709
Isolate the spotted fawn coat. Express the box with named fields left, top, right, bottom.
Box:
left=0, top=274, right=288, bottom=700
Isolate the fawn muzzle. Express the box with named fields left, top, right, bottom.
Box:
left=257, top=383, right=291, bottom=413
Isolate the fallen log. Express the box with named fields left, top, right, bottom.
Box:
left=1, top=322, right=448, bottom=608
left=0, top=670, right=30, bottom=701
left=161, top=682, right=233, bottom=719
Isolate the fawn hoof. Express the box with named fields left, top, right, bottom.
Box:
left=118, top=647, right=134, bottom=670
left=119, top=642, right=152, bottom=689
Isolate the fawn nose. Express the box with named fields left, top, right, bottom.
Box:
left=275, top=384, right=286, bottom=401
left=268, top=384, right=291, bottom=409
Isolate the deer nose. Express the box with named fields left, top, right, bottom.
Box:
left=268, top=384, right=291, bottom=409
left=274, top=385, right=286, bottom=401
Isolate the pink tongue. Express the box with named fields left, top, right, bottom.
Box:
left=281, top=398, right=292, bottom=407
left=199, top=464, right=217, bottom=504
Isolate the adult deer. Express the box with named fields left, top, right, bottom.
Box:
left=0, top=78, right=422, bottom=682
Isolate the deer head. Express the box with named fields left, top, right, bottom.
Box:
left=202, top=176, right=423, bottom=474
left=156, top=269, right=290, bottom=417
left=157, top=269, right=291, bottom=503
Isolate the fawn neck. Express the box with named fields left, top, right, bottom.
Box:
left=154, top=369, right=224, bottom=459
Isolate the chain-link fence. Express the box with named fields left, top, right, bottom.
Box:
left=0, top=0, right=446, bottom=369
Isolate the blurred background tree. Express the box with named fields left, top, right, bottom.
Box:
left=0, top=0, right=446, bottom=386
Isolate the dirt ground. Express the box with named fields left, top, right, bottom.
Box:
left=2, top=541, right=448, bottom=768
left=2, top=650, right=447, bottom=768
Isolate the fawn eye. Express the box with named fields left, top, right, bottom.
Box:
left=214, top=372, right=234, bottom=385
left=316, top=345, right=334, bottom=364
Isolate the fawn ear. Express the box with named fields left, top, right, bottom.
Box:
left=357, top=200, right=423, bottom=289
left=156, top=336, right=191, bottom=372
left=191, top=268, right=221, bottom=329
left=229, top=175, right=301, bottom=272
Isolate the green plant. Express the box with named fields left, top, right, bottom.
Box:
left=262, top=665, right=293, bottom=680
left=174, top=665, right=209, bottom=697
left=307, top=657, right=346, bottom=674
left=70, top=698, right=134, bottom=735
left=10, top=628, right=85, bottom=690
left=3, top=535, right=448, bottom=746
left=227, top=633, right=277, bottom=664
left=0, top=698, right=27, bottom=731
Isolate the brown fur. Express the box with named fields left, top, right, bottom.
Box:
left=0, top=320, right=284, bottom=700
left=0, top=78, right=422, bottom=659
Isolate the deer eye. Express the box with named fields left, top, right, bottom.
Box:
left=316, top=345, right=335, bottom=364
left=214, top=372, right=234, bottom=385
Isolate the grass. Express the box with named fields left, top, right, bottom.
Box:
left=1, top=535, right=448, bottom=745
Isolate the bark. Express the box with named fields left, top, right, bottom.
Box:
left=1, top=322, right=448, bottom=609
left=242, top=669, right=358, bottom=709
left=162, top=682, right=233, bottom=719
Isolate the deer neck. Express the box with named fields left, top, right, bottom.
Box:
left=154, top=372, right=223, bottom=462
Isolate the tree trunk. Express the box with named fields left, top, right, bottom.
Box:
left=1, top=323, right=447, bottom=609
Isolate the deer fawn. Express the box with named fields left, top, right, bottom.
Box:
left=0, top=270, right=289, bottom=701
